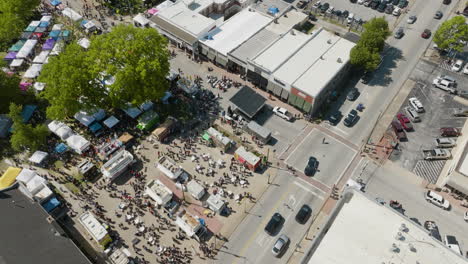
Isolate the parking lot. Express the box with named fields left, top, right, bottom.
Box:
left=309, top=0, right=401, bottom=25
left=389, top=59, right=468, bottom=183
left=285, top=128, right=357, bottom=187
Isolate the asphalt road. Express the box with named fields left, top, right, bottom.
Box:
left=215, top=170, right=326, bottom=264
left=357, top=160, right=468, bottom=256
left=325, top=0, right=459, bottom=146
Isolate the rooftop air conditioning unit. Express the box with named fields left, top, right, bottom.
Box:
left=390, top=243, right=399, bottom=253
left=408, top=243, right=416, bottom=252
left=291, top=30, right=295, bottom=35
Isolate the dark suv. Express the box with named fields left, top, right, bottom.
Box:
left=265, top=213, right=283, bottom=235
left=304, top=156, right=318, bottom=176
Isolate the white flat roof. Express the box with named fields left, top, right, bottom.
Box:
left=79, top=212, right=108, bottom=241
left=201, top=9, right=272, bottom=56
left=308, top=190, right=466, bottom=264
left=158, top=1, right=215, bottom=36
left=252, top=30, right=311, bottom=73
left=293, top=38, right=355, bottom=97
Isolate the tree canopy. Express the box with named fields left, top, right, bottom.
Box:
left=433, top=16, right=468, bottom=52
left=8, top=103, right=49, bottom=152
left=0, top=0, right=40, bottom=49
left=39, top=25, right=170, bottom=120
left=350, top=17, right=390, bottom=71
left=0, top=71, right=22, bottom=114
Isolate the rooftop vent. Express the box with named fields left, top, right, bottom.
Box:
left=408, top=243, right=416, bottom=252
left=327, top=39, right=332, bottom=44
left=395, top=232, right=404, bottom=241
left=320, top=56, right=324, bottom=60
left=337, top=58, right=342, bottom=63
left=274, top=19, right=278, bottom=24
left=291, top=30, right=295, bottom=35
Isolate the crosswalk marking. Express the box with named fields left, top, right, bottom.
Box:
left=413, top=160, right=446, bottom=184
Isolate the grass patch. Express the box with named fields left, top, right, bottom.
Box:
left=54, top=160, right=64, bottom=169
left=64, top=182, right=81, bottom=194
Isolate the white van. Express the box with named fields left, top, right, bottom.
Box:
left=347, top=13, right=354, bottom=25
left=425, top=190, right=450, bottom=210
left=405, top=106, right=420, bottom=122
left=409, top=97, right=424, bottom=113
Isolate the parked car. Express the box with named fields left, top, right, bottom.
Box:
left=397, top=0, right=407, bottom=7
left=425, top=190, right=450, bottom=209
left=313, top=1, right=321, bottom=8
left=405, top=106, right=421, bottom=122
left=296, top=0, right=307, bottom=8
left=443, top=0, right=451, bottom=4
left=273, top=106, right=292, bottom=121
left=350, top=0, right=357, bottom=3
left=423, top=148, right=451, bottom=160
left=360, top=71, right=372, bottom=84
left=391, top=120, right=407, bottom=140
left=435, top=138, right=456, bottom=148
left=295, top=204, right=312, bottom=224
left=304, top=156, right=318, bottom=176
left=407, top=15, right=416, bottom=23
left=394, top=27, right=404, bottom=39
left=364, top=0, right=372, bottom=6
left=341, top=10, right=349, bottom=18
left=357, top=0, right=366, bottom=4
left=271, top=234, right=289, bottom=257
left=421, top=29, right=431, bottom=38
left=326, top=6, right=334, bottom=14
left=397, top=114, right=413, bottom=131
left=385, top=4, right=394, bottom=13
left=434, top=11, right=443, bottom=19
left=392, top=0, right=399, bottom=5
left=320, top=3, right=329, bottom=12
left=329, top=111, right=342, bottom=125
left=409, top=97, right=424, bottom=113
left=333, top=10, right=342, bottom=16
left=347, top=13, right=355, bottom=24
left=377, top=2, right=387, bottom=12
left=344, top=109, right=358, bottom=127
left=265, top=213, right=283, bottom=235
left=346, top=88, right=359, bottom=101
left=445, top=235, right=462, bottom=255
left=463, top=63, right=468, bottom=74
left=440, top=127, right=460, bottom=137
left=438, top=74, right=457, bottom=85
left=453, top=108, right=468, bottom=117
left=451, top=59, right=463, bottom=72
left=432, top=77, right=457, bottom=94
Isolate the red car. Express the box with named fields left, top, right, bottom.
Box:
left=440, top=127, right=460, bottom=137
left=397, top=113, right=413, bottom=131
left=392, top=120, right=407, bottom=141
left=421, top=29, right=431, bottom=39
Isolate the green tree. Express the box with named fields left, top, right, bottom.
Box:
left=0, top=0, right=40, bottom=49
left=362, top=17, right=390, bottom=40
left=0, top=71, right=21, bottom=114
left=40, top=25, right=170, bottom=120
left=8, top=103, right=49, bottom=152
left=433, top=16, right=468, bottom=52
left=350, top=45, right=382, bottom=72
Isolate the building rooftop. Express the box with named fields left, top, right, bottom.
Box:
left=0, top=188, right=91, bottom=264
left=79, top=212, right=108, bottom=242
left=252, top=29, right=311, bottom=74
left=201, top=9, right=272, bottom=56
left=306, top=189, right=466, bottom=264
left=229, top=86, right=267, bottom=119
left=228, top=10, right=307, bottom=64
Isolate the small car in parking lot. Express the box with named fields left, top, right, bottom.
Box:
left=424, top=221, right=442, bottom=241
left=296, top=0, right=307, bottom=8
left=432, top=77, right=457, bottom=94
left=273, top=106, right=292, bottom=121
left=391, top=120, right=407, bottom=140
left=451, top=59, right=463, bottom=72
left=346, top=88, right=359, bottom=101
left=304, top=156, right=318, bottom=176
left=370, top=0, right=380, bottom=9
left=329, top=111, right=342, bottom=125
left=313, top=1, right=321, bottom=8
left=421, top=29, right=431, bottom=38
left=364, top=0, right=372, bottom=6
left=394, top=27, right=404, bottom=39
left=344, top=109, right=358, bottom=127
left=271, top=234, right=289, bottom=257
left=265, top=213, right=283, bottom=235
left=440, top=127, right=460, bottom=137
left=377, top=2, right=387, bottom=12
left=453, top=108, right=468, bottom=117
left=326, top=6, right=334, bottom=14
left=425, top=190, right=450, bottom=210
left=397, top=113, right=413, bottom=131
left=296, top=204, right=312, bottom=224
left=435, top=138, right=456, bottom=148
left=434, top=11, right=443, bottom=19
left=407, top=15, right=417, bottom=23
left=341, top=10, right=349, bottom=18
left=357, top=0, right=365, bottom=4
left=360, top=71, right=373, bottom=84
left=443, top=0, right=451, bottom=4
left=409, top=97, right=424, bottom=112
left=445, top=235, right=462, bottom=256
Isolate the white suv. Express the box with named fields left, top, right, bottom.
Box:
left=273, top=106, right=292, bottom=121
left=425, top=190, right=450, bottom=210
left=452, top=60, right=463, bottom=72
left=409, top=97, right=424, bottom=113
left=433, top=77, right=457, bottom=94
left=445, top=235, right=462, bottom=256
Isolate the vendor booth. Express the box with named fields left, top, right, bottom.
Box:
left=62, top=7, right=83, bottom=22
left=151, top=116, right=177, bottom=142
left=101, top=150, right=134, bottom=181
left=177, top=77, right=199, bottom=95
left=48, top=120, right=73, bottom=140
left=133, top=13, right=150, bottom=27
left=16, top=39, right=38, bottom=59
left=245, top=121, right=271, bottom=143
left=66, top=134, right=91, bottom=154
left=234, top=147, right=261, bottom=171
left=103, top=115, right=120, bottom=128
left=79, top=212, right=112, bottom=248
left=144, top=179, right=173, bottom=206
left=187, top=180, right=206, bottom=200
left=97, top=138, right=123, bottom=161
left=17, top=170, right=53, bottom=202
left=137, top=110, right=159, bottom=131
left=32, top=50, right=50, bottom=64
left=206, top=127, right=233, bottom=151
left=175, top=211, right=206, bottom=239
left=123, top=105, right=142, bottom=119
left=206, top=194, right=226, bottom=213
left=23, top=64, right=43, bottom=79
left=28, top=150, right=49, bottom=166
left=77, top=38, right=90, bottom=49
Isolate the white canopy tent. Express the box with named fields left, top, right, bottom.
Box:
left=16, top=169, right=37, bottom=184
left=23, top=64, right=43, bottom=79
left=10, top=59, right=24, bottom=68
left=66, top=134, right=91, bottom=154
left=40, top=16, right=52, bottom=22
left=62, top=7, right=83, bottom=21
left=28, top=151, right=49, bottom=164
left=51, top=24, right=63, bottom=31
left=32, top=50, right=50, bottom=64
left=50, top=41, right=64, bottom=56
left=187, top=180, right=205, bottom=200
left=25, top=175, right=47, bottom=195
left=28, top=21, right=41, bottom=27
left=103, top=116, right=119, bottom=128
left=77, top=38, right=90, bottom=49
left=48, top=120, right=73, bottom=140
left=34, top=82, right=46, bottom=92
left=74, top=111, right=96, bottom=127
left=83, top=21, right=97, bottom=33
left=17, top=40, right=38, bottom=59
left=133, top=14, right=150, bottom=27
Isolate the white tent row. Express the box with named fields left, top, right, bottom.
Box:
left=17, top=39, right=38, bottom=59
left=28, top=150, right=48, bottom=164
left=33, top=50, right=50, bottom=64
left=66, top=134, right=91, bottom=154
left=74, top=109, right=106, bottom=127
left=48, top=120, right=73, bottom=140
left=23, top=64, right=43, bottom=79
left=77, top=38, right=90, bottom=49
left=50, top=41, right=64, bottom=56
left=40, top=16, right=52, bottom=22
left=16, top=169, right=52, bottom=201
left=62, top=7, right=83, bottom=22
left=10, top=59, right=25, bottom=68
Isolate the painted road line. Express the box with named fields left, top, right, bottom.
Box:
left=284, top=128, right=314, bottom=165
left=294, top=178, right=326, bottom=195
left=232, top=183, right=295, bottom=264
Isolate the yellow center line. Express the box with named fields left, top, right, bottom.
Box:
left=232, top=183, right=296, bottom=264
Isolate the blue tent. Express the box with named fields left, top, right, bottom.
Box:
left=55, top=143, right=68, bottom=153
left=49, top=30, right=60, bottom=40
left=50, top=0, right=62, bottom=6
left=39, top=21, right=50, bottom=28
left=42, top=196, right=61, bottom=212
left=268, top=6, right=279, bottom=15
left=89, top=122, right=102, bottom=134
left=21, top=105, right=37, bottom=123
